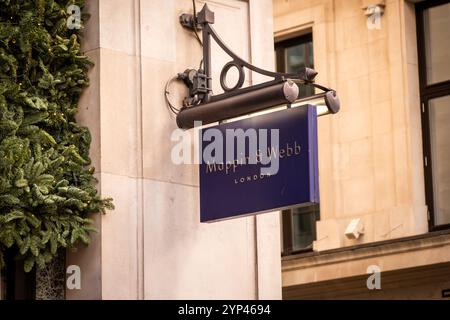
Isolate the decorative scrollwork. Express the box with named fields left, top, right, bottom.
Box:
left=220, top=61, right=245, bottom=92
left=179, top=3, right=333, bottom=108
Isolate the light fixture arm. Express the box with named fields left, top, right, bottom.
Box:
left=175, top=4, right=340, bottom=129
left=206, top=22, right=318, bottom=82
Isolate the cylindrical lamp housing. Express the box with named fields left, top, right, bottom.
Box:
left=176, top=80, right=299, bottom=129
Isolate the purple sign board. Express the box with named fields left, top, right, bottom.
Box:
left=199, top=105, right=319, bottom=222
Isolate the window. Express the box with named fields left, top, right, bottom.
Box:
left=281, top=205, right=319, bottom=254
left=416, top=0, right=450, bottom=230
left=275, top=33, right=315, bottom=98
left=275, top=34, right=319, bottom=254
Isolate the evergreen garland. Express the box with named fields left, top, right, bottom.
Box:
left=0, top=0, right=113, bottom=272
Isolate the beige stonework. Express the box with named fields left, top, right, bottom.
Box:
left=282, top=231, right=450, bottom=299
left=273, top=0, right=449, bottom=298
left=67, top=0, right=282, bottom=300
left=273, top=0, right=427, bottom=252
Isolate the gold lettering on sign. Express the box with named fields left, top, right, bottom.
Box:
left=205, top=140, right=301, bottom=187
left=234, top=173, right=272, bottom=184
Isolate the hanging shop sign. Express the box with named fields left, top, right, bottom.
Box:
left=199, top=105, right=319, bottom=222
left=170, top=4, right=340, bottom=223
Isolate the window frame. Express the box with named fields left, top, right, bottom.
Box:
left=416, top=0, right=450, bottom=231
left=275, top=33, right=314, bottom=73
left=281, top=205, right=319, bottom=256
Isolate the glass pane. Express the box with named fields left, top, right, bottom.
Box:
left=423, top=3, right=450, bottom=84
left=429, top=95, right=450, bottom=225
left=307, top=41, right=314, bottom=67
left=298, top=84, right=315, bottom=98
left=286, top=44, right=306, bottom=74
left=285, top=41, right=314, bottom=98
left=291, top=208, right=318, bottom=251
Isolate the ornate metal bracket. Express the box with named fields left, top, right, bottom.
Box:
left=175, top=4, right=340, bottom=129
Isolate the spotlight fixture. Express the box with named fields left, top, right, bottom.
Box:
left=345, top=218, right=365, bottom=239
left=362, top=2, right=385, bottom=30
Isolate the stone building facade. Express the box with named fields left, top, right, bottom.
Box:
left=1, top=0, right=449, bottom=300
left=66, top=0, right=281, bottom=300
left=275, top=0, right=450, bottom=299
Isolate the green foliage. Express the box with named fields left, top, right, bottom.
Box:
left=0, top=0, right=113, bottom=272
